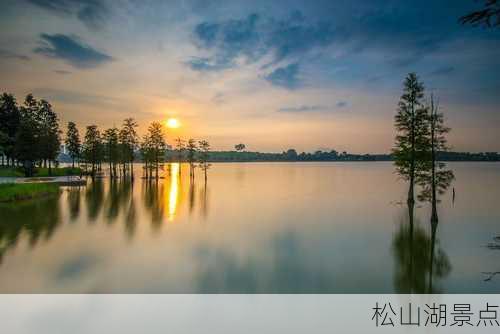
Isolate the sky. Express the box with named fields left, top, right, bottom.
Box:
left=0, top=0, right=499, bottom=153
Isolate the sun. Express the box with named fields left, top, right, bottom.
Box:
left=166, top=118, right=180, bottom=129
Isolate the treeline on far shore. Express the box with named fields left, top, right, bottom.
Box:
left=56, top=148, right=500, bottom=163
left=167, top=150, right=499, bottom=162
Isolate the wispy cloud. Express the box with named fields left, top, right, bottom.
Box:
left=278, top=105, right=327, bottom=113
left=264, top=63, right=300, bottom=90
left=34, top=33, right=114, bottom=69
left=0, top=49, right=30, bottom=61
left=27, top=0, right=110, bottom=30
left=54, top=69, right=72, bottom=75
left=430, top=66, right=455, bottom=76
left=278, top=101, right=348, bottom=113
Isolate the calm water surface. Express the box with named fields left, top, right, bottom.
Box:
left=0, top=162, right=499, bottom=293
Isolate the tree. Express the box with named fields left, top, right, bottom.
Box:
left=103, top=127, right=120, bottom=177
left=186, top=138, right=197, bottom=180
left=82, top=125, right=102, bottom=176
left=393, top=73, right=429, bottom=206
left=175, top=137, right=185, bottom=163
left=119, top=118, right=138, bottom=178
left=37, top=99, right=61, bottom=175
left=0, top=93, right=20, bottom=166
left=198, top=140, right=211, bottom=184
left=15, top=94, right=41, bottom=176
left=285, top=148, right=298, bottom=161
left=235, top=143, right=245, bottom=152
left=417, top=95, right=454, bottom=223
left=65, top=122, right=81, bottom=168
left=146, top=122, right=166, bottom=179
left=460, top=0, right=500, bottom=27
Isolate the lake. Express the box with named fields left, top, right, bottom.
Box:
left=0, top=162, right=499, bottom=293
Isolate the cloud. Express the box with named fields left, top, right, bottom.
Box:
left=264, top=63, right=300, bottom=89
left=189, top=12, right=335, bottom=72
left=430, top=66, right=455, bottom=76
left=278, top=101, right=348, bottom=113
left=27, top=0, right=110, bottom=30
left=0, top=49, right=30, bottom=61
left=54, top=69, right=72, bottom=74
left=278, top=105, right=327, bottom=113
left=336, top=101, right=348, bottom=108
left=34, top=33, right=114, bottom=69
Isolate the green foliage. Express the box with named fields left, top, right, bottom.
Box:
left=140, top=122, right=166, bottom=177
left=0, top=183, right=59, bottom=202
left=65, top=121, right=81, bottom=166
left=234, top=143, right=245, bottom=152
left=0, top=93, right=21, bottom=162
left=186, top=138, right=197, bottom=164
left=198, top=140, right=211, bottom=173
left=393, top=73, right=429, bottom=183
left=417, top=95, right=454, bottom=203
left=82, top=125, right=103, bottom=173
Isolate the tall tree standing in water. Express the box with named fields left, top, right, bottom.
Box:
left=0, top=93, right=20, bottom=167
left=175, top=137, right=185, bottom=176
left=198, top=140, right=211, bottom=185
left=393, top=73, right=429, bottom=206
left=186, top=139, right=197, bottom=181
left=147, top=122, right=166, bottom=179
left=417, top=94, right=454, bottom=223
left=65, top=122, right=81, bottom=168
left=103, top=127, right=120, bottom=178
left=119, top=118, right=138, bottom=179
left=82, top=125, right=102, bottom=176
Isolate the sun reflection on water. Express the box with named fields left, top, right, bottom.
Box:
left=168, top=163, right=180, bottom=221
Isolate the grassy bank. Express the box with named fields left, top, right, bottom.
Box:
left=0, top=183, right=60, bottom=202
left=0, top=167, right=82, bottom=177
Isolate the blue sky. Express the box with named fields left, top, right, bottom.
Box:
left=0, top=0, right=499, bottom=152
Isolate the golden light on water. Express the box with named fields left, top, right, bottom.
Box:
left=168, top=163, right=180, bottom=221
left=166, top=118, right=180, bottom=129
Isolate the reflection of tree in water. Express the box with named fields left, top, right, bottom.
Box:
left=142, top=180, right=164, bottom=230
left=392, top=208, right=451, bottom=293
left=194, top=230, right=335, bottom=293
left=0, top=196, right=61, bottom=264
left=199, top=184, right=209, bottom=219
left=84, top=178, right=137, bottom=236
left=85, top=179, right=104, bottom=223
left=67, top=187, right=81, bottom=221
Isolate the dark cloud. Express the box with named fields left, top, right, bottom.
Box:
left=278, top=104, right=326, bottom=113
left=0, top=49, right=30, bottom=61
left=34, top=33, right=114, bottom=69
left=27, top=0, right=109, bottom=30
left=188, top=13, right=262, bottom=71
left=336, top=101, right=348, bottom=108
left=430, top=66, right=455, bottom=76
left=264, top=63, right=300, bottom=89
left=188, top=12, right=335, bottom=73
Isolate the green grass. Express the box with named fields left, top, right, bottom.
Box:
left=0, top=167, right=82, bottom=177
left=0, top=183, right=60, bottom=202
left=0, top=167, right=24, bottom=177
left=35, top=167, right=82, bottom=177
